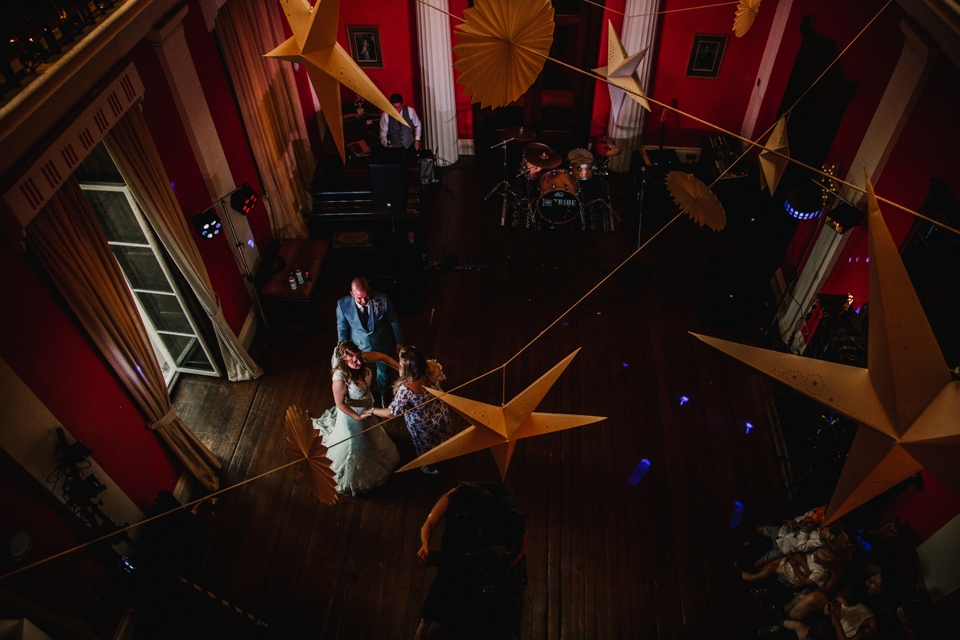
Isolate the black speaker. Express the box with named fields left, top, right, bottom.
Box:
left=369, top=162, right=406, bottom=213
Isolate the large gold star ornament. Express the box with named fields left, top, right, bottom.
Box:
left=397, top=349, right=606, bottom=479
left=265, top=0, right=406, bottom=161
left=759, top=115, right=790, bottom=195
left=593, top=21, right=651, bottom=121
left=693, top=176, right=960, bottom=522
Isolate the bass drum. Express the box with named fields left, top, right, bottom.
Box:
left=537, top=169, right=580, bottom=224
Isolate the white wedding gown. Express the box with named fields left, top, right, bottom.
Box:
left=313, top=368, right=399, bottom=496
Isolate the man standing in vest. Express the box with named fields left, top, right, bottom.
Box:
left=379, top=93, right=422, bottom=159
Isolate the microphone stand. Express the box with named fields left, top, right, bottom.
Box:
left=484, top=137, right=516, bottom=226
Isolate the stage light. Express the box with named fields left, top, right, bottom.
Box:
left=745, top=422, right=753, bottom=434
left=192, top=208, right=222, bottom=239
left=731, top=500, right=744, bottom=528
left=825, top=202, right=864, bottom=233
left=628, top=458, right=651, bottom=485
left=784, top=187, right=822, bottom=220
left=64, top=473, right=105, bottom=506
left=230, top=183, right=259, bottom=215
left=55, top=428, right=91, bottom=469
left=679, top=395, right=690, bottom=406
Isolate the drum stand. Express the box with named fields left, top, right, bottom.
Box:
left=484, top=137, right=516, bottom=226
left=584, top=161, right=620, bottom=232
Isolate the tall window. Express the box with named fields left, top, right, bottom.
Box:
left=76, top=143, right=220, bottom=385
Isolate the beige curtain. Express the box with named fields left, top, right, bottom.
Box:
left=216, top=0, right=315, bottom=239
left=105, top=107, right=263, bottom=382
left=29, top=178, right=221, bottom=491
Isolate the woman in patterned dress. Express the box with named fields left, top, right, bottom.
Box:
left=372, top=346, right=455, bottom=475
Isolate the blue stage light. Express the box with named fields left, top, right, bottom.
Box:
left=628, top=459, right=651, bottom=485
left=731, top=501, right=745, bottom=528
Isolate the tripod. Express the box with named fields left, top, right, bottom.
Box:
left=484, top=137, right=517, bottom=226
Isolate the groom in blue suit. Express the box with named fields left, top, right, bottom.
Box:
left=336, top=277, right=405, bottom=404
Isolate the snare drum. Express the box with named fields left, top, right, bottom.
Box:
left=537, top=169, right=580, bottom=224
left=567, top=148, right=595, bottom=181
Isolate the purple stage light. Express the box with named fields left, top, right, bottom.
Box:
left=628, top=459, right=651, bottom=485
left=679, top=395, right=690, bottom=406
left=731, top=501, right=744, bottom=528
left=745, top=422, right=753, bottom=434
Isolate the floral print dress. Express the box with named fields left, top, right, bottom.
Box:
left=388, top=383, right=454, bottom=456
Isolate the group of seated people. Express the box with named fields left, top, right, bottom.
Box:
left=739, top=506, right=947, bottom=640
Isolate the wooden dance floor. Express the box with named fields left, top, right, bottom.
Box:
left=162, top=153, right=787, bottom=639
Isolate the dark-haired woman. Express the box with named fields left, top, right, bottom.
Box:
left=312, top=341, right=399, bottom=495
left=414, top=482, right=528, bottom=640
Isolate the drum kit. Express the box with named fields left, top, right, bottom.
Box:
left=486, top=128, right=621, bottom=231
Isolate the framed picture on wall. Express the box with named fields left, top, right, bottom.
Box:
left=346, top=25, right=383, bottom=69
left=685, top=34, right=728, bottom=79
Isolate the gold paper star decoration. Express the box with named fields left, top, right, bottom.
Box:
left=453, top=0, right=555, bottom=109
left=733, top=0, right=762, bottom=38
left=759, top=115, right=790, bottom=195
left=285, top=405, right=338, bottom=505
left=593, top=20, right=651, bottom=121
left=265, top=0, right=406, bottom=162
left=397, top=349, right=605, bottom=479
left=666, top=171, right=727, bottom=231
left=693, top=176, right=960, bottom=523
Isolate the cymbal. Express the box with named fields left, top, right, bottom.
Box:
left=503, top=126, right=536, bottom=143
left=568, top=148, right=594, bottom=164
left=594, top=137, right=622, bottom=157
left=522, top=143, right=561, bottom=169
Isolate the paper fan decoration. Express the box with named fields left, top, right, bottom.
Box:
left=733, top=0, right=762, bottom=38
left=285, top=405, right=338, bottom=505
left=265, top=0, right=406, bottom=162
left=396, top=349, right=605, bottom=479
left=693, top=175, right=960, bottom=523
left=453, top=0, right=555, bottom=109
left=593, top=21, right=650, bottom=121
left=759, top=115, right=790, bottom=195
left=666, top=171, right=727, bottom=231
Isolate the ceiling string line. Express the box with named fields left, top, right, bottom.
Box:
left=0, top=458, right=302, bottom=581
left=583, top=0, right=739, bottom=19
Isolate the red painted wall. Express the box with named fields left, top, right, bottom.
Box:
left=335, top=0, right=420, bottom=117
left=880, top=471, right=960, bottom=545
left=0, top=247, right=180, bottom=511
left=641, top=0, right=773, bottom=149
left=0, top=461, right=105, bottom=624
left=820, top=57, right=960, bottom=309
left=186, top=1, right=272, bottom=250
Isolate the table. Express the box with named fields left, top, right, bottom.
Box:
left=258, top=238, right=330, bottom=330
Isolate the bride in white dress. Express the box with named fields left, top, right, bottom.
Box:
left=312, top=341, right=399, bottom=496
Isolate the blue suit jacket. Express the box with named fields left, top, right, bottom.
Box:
left=336, top=292, right=404, bottom=354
